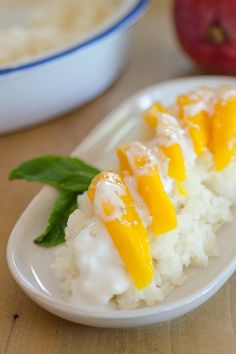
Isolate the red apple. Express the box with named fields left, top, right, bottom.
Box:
left=174, top=0, right=236, bottom=75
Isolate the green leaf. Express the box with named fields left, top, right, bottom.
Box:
left=9, top=154, right=100, bottom=247
left=34, top=191, right=78, bottom=247
left=9, top=155, right=99, bottom=193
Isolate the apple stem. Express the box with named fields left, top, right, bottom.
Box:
left=207, top=24, right=227, bottom=45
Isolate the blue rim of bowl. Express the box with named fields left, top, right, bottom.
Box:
left=0, top=0, right=149, bottom=76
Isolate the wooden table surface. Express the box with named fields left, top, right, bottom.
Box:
left=1, top=1, right=236, bottom=353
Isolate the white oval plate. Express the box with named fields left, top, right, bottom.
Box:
left=7, top=76, right=236, bottom=328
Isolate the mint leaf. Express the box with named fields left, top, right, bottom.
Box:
left=34, top=191, right=78, bottom=247
left=9, top=155, right=99, bottom=247
left=9, top=155, right=99, bottom=193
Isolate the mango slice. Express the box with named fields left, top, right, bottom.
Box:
left=144, top=102, right=166, bottom=129
left=161, top=143, right=187, bottom=195
left=144, top=102, right=187, bottom=195
left=177, top=95, right=209, bottom=156
left=88, top=170, right=154, bottom=289
left=213, top=96, right=236, bottom=170
left=117, top=142, right=177, bottom=236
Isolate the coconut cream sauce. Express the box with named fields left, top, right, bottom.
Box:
left=93, top=179, right=126, bottom=222
left=124, top=141, right=174, bottom=196
left=156, top=113, right=185, bottom=146
left=156, top=112, right=195, bottom=163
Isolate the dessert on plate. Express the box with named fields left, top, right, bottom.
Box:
left=51, top=85, right=236, bottom=310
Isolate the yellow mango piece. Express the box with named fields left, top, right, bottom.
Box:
left=137, top=172, right=177, bottom=235
left=213, top=96, right=236, bottom=170
left=117, top=146, right=133, bottom=175
left=117, top=143, right=177, bottom=236
left=176, top=181, right=187, bottom=196
left=177, top=94, right=209, bottom=156
left=188, top=111, right=209, bottom=155
left=177, top=95, right=189, bottom=120
left=144, top=102, right=166, bottom=129
left=161, top=144, right=187, bottom=196
left=88, top=170, right=154, bottom=289
left=143, top=103, right=187, bottom=195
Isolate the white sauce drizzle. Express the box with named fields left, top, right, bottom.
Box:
left=153, top=146, right=174, bottom=194
left=126, top=141, right=157, bottom=176
left=218, top=88, right=236, bottom=103
left=184, top=101, right=206, bottom=118
left=123, top=175, right=152, bottom=227
left=93, top=179, right=126, bottom=222
left=156, top=113, right=185, bottom=147
left=184, top=87, right=214, bottom=116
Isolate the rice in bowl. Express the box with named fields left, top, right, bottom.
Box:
left=0, top=0, right=122, bottom=66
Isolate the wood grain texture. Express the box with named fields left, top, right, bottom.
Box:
left=1, top=1, right=235, bottom=353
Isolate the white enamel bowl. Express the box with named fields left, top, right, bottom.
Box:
left=7, top=76, right=236, bottom=328
left=0, top=0, right=148, bottom=134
